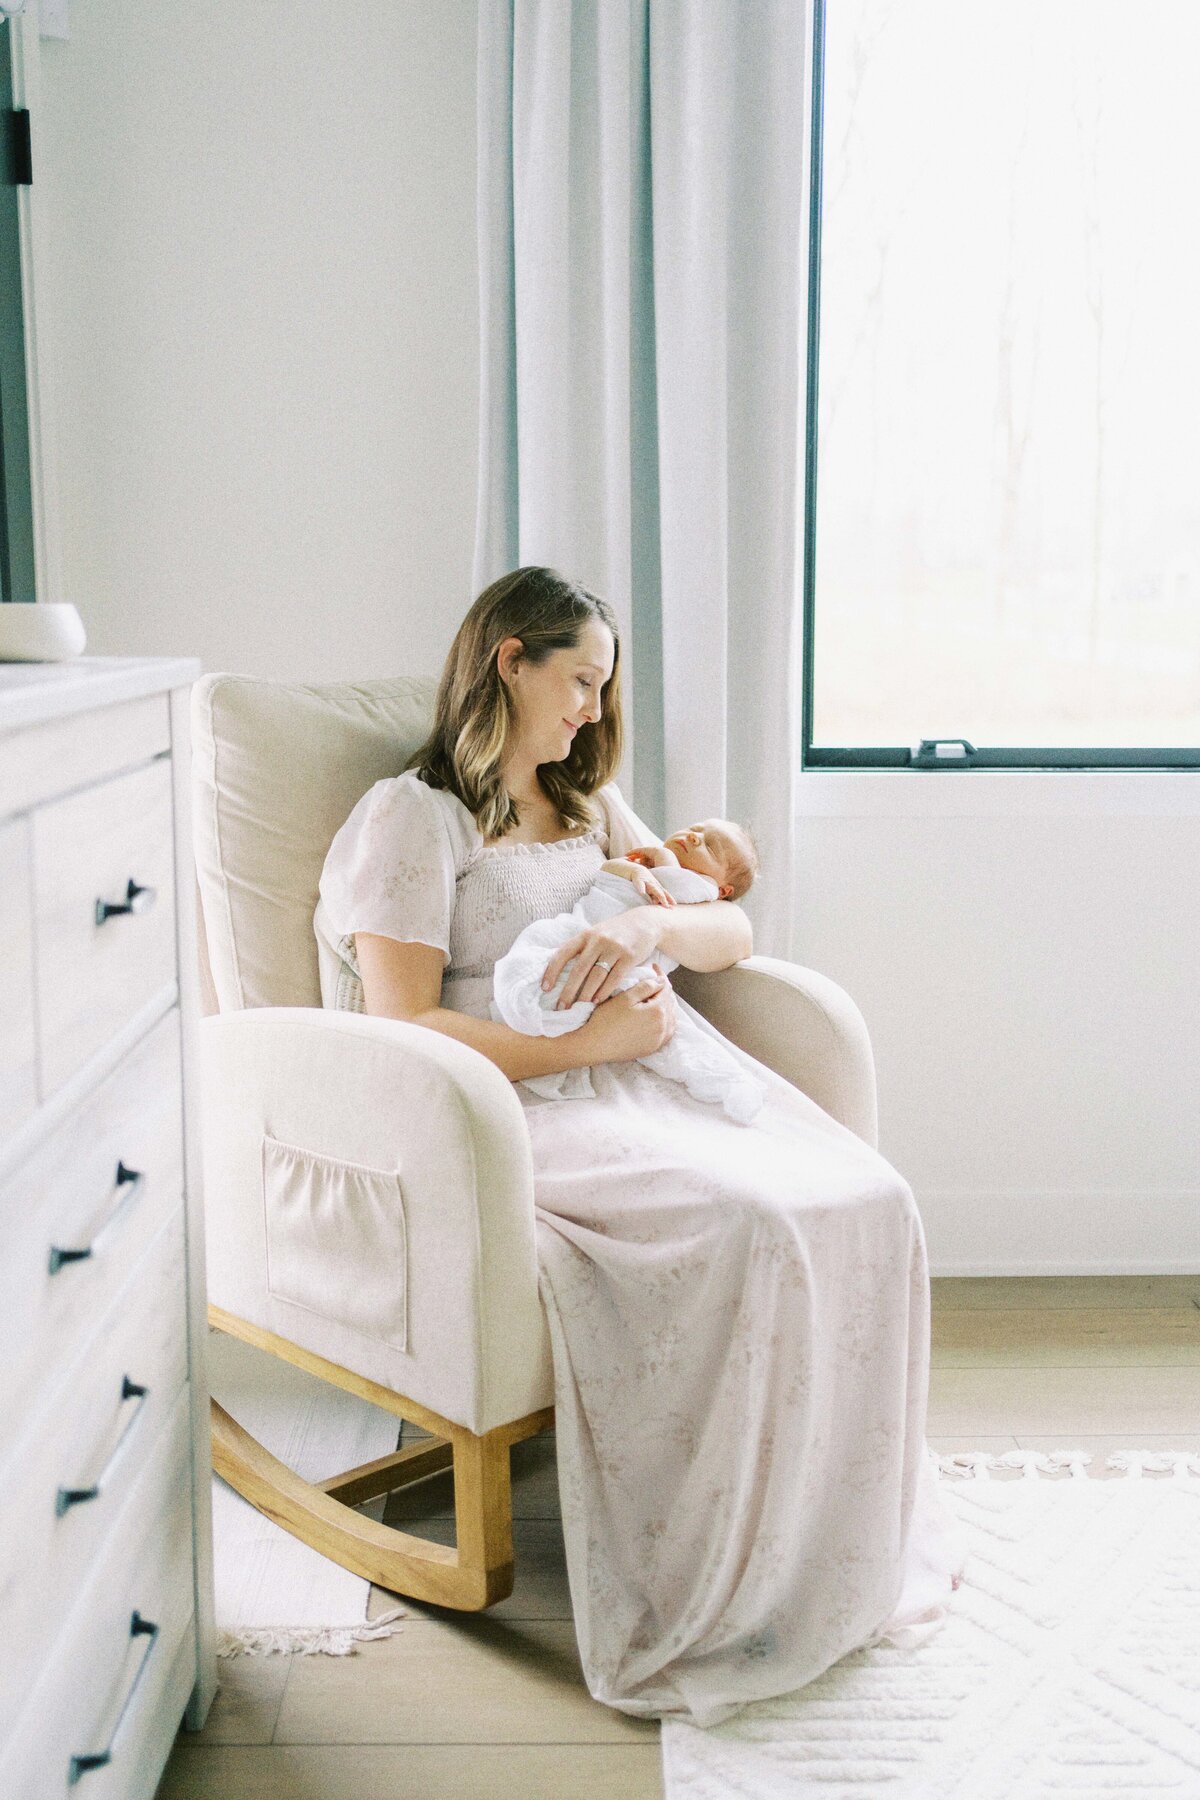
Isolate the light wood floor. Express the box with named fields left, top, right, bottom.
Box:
left=158, top=1273, right=1200, bottom=1799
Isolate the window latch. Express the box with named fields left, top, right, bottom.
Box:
left=909, top=737, right=976, bottom=768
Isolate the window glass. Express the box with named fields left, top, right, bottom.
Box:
left=812, top=0, right=1200, bottom=752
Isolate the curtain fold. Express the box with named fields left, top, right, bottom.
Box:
left=474, top=0, right=808, bottom=961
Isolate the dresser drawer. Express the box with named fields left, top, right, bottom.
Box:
left=0, top=690, right=170, bottom=819
left=33, top=755, right=178, bottom=1096
left=0, top=1386, right=195, bottom=1800
left=0, top=1208, right=188, bottom=1742
left=0, top=1010, right=184, bottom=1457
left=0, top=815, right=37, bottom=1138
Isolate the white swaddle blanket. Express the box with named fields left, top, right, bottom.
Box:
left=489, top=866, right=766, bottom=1124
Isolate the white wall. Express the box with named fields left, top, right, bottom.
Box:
left=798, top=774, right=1200, bottom=1275
left=24, top=4, right=1200, bottom=1275
left=34, top=0, right=480, bottom=684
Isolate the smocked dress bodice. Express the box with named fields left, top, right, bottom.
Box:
left=440, top=832, right=607, bottom=1016
left=314, top=771, right=620, bottom=1018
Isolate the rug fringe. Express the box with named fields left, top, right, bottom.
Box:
left=929, top=1447, right=1200, bottom=1481
left=216, top=1605, right=409, bottom=1658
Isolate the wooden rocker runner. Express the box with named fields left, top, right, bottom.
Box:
left=209, top=1307, right=554, bottom=1610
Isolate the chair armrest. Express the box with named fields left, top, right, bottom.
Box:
left=197, top=1007, right=552, bottom=1436
left=670, top=956, right=879, bottom=1148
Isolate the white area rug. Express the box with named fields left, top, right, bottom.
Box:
left=662, top=1450, right=1200, bottom=1799
left=208, top=1329, right=410, bottom=1656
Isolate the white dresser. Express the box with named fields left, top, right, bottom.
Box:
left=0, top=656, right=217, bottom=1798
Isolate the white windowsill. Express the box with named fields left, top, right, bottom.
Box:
left=796, top=768, right=1200, bottom=818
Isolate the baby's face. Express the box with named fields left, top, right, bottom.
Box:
left=662, top=820, right=737, bottom=897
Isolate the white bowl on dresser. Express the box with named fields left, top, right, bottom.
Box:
left=0, top=655, right=217, bottom=1798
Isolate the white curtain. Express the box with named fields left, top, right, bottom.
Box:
left=474, top=0, right=809, bottom=961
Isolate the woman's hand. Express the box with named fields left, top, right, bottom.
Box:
left=577, top=975, right=677, bottom=1063
left=541, top=906, right=666, bottom=1009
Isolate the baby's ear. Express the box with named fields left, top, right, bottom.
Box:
left=719, top=882, right=733, bottom=901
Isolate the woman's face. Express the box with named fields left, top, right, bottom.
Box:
left=500, top=618, right=615, bottom=767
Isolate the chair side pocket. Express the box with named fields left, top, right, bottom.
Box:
left=261, top=1133, right=408, bottom=1353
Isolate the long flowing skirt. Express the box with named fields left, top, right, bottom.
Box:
left=517, top=997, right=969, bottom=1729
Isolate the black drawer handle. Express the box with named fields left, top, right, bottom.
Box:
left=95, top=879, right=157, bottom=927
left=56, top=1377, right=151, bottom=1516
left=48, top=1163, right=144, bottom=1276
left=67, top=1612, right=160, bottom=1785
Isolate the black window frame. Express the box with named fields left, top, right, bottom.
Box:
left=0, top=16, right=36, bottom=606
left=800, top=0, right=1200, bottom=772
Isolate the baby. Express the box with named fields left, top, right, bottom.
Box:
left=489, top=818, right=767, bottom=1123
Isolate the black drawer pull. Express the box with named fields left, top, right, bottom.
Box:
left=67, top=1612, right=160, bottom=1784
left=48, top=1163, right=144, bottom=1276
left=95, top=879, right=157, bottom=927
left=56, top=1378, right=151, bottom=1517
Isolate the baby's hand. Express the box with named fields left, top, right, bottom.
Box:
left=603, top=858, right=676, bottom=906
left=632, top=869, right=676, bottom=907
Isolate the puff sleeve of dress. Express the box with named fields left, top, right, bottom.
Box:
left=314, top=772, right=463, bottom=1010
left=591, top=780, right=664, bottom=860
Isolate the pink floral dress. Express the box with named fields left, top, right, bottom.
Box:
left=315, top=771, right=968, bottom=1728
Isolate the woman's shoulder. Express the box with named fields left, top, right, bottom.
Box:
left=340, top=769, right=479, bottom=867
left=591, top=781, right=663, bottom=860
left=348, top=767, right=442, bottom=824
left=588, top=783, right=620, bottom=853
left=379, top=768, right=458, bottom=811
left=392, top=770, right=482, bottom=860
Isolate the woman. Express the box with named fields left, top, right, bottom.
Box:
left=316, top=565, right=967, bottom=1729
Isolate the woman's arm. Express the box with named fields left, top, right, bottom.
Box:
left=355, top=932, right=616, bottom=1083
left=541, top=894, right=752, bottom=1012
left=405, top=1005, right=603, bottom=1084
left=648, top=896, right=753, bottom=971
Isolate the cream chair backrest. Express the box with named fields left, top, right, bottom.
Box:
left=191, top=672, right=438, bottom=1014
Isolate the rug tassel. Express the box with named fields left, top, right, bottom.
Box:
left=932, top=1451, right=997, bottom=1480
left=1107, top=1450, right=1200, bottom=1479
left=995, top=1450, right=1052, bottom=1478
left=931, top=1448, right=1200, bottom=1481
left=1046, top=1450, right=1092, bottom=1478
left=216, top=1606, right=409, bottom=1659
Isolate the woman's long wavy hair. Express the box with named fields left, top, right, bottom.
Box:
left=404, top=566, right=624, bottom=842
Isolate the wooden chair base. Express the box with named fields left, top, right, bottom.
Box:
left=208, top=1305, right=554, bottom=1611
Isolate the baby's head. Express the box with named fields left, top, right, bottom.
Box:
left=662, top=818, right=759, bottom=902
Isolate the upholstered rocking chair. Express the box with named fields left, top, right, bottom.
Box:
left=190, top=671, right=879, bottom=1612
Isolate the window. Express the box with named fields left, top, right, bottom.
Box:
left=0, top=16, right=35, bottom=605
left=803, top=0, right=1200, bottom=769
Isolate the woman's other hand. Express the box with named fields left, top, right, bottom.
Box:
left=542, top=906, right=665, bottom=1009
left=578, top=975, right=677, bottom=1063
